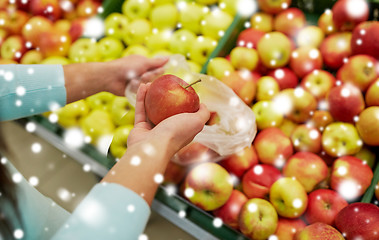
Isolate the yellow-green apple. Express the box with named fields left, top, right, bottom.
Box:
left=194, top=0, right=217, bottom=4
left=318, top=9, right=337, bottom=35
left=331, top=155, right=373, bottom=201
left=213, top=190, right=248, bottom=230
left=273, top=88, right=317, bottom=124
left=255, top=76, right=280, bottom=101
left=283, top=152, right=328, bottom=192
left=174, top=142, right=217, bottom=166
left=295, top=222, right=344, bottom=240
left=189, top=36, right=217, bottom=65
left=220, top=70, right=257, bottom=105
left=104, top=13, right=129, bottom=40
left=121, top=44, right=150, bottom=57
left=30, top=0, right=62, bottom=22
left=145, top=29, right=171, bottom=52
left=150, top=3, right=178, bottom=30
left=354, top=146, right=376, bottom=168
left=351, top=21, right=379, bottom=59
left=241, top=164, right=282, bottom=199
left=230, top=46, right=259, bottom=71
left=97, top=36, right=124, bottom=60
left=121, top=0, right=151, bottom=20
left=149, top=49, right=173, bottom=58
left=290, top=125, right=322, bottom=153
left=319, top=32, right=352, bottom=70
left=322, top=122, right=362, bottom=157
left=356, top=107, right=379, bottom=146
left=76, top=0, right=101, bottom=18
left=201, top=9, right=233, bottom=40
left=38, top=29, right=71, bottom=58
left=274, top=7, right=306, bottom=39
left=252, top=100, right=284, bottom=130
left=238, top=198, right=278, bottom=240
left=109, top=124, right=134, bottom=159
left=332, top=0, right=369, bottom=31
left=144, top=74, right=200, bottom=125
left=86, top=92, right=115, bottom=111
left=269, top=177, right=308, bottom=218
left=178, top=1, right=206, bottom=35
left=56, top=99, right=90, bottom=128
left=168, top=28, right=196, bottom=57
left=53, top=19, right=71, bottom=33
left=365, top=79, right=379, bottom=106
left=163, top=161, right=187, bottom=185
left=20, top=49, right=43, bottom=64
left=267, top=67, right=298, bottom=90
left=109, top=96, right=135, bottom=126
left=296, top=25, right=324, bottom=48
left=68, top=17, right=87, bottom=42
left=257, top=0, right=291, bottom=14
left=300, top=70, right=336, bottom=100
left=236, top=28, right=265, bottom=49
left=309, top=110, right=334, bottom=132
left=274, top=217, right=306, bottom=240
left=253, top=127, right=293, bottom=168
left=257, top=31, right=292, bottom=69
left=0, top=28, right=7, bottom=48
left=80, top=109, right=115, bottom=144
left=183, top=162, right=233, bottom=211
left=219, top=145, right=258, bottom=178
left=250, top=12, right=274, bottom=33
left=304, top=189, right=348, bottom=226
left=337, top=54, right=378, bottom=91
left=218, top=0, right=239, bottom=16
left=153, top=0, right=175, bottom=5
left=327, top=83, right=365, bottom=123
left=123, top=18, right=151, bottom=46
left=68, top=38, right=100, bottom=63
left=206, top=56, right=235, bottom=80
left=0, top=35, right=26, bottom=61
left=335, top=202, right=379, bottom=240
left=279, top=118, right=298, bottom=138
left=41, top=56, right=71, bottom=64
left=290, top=46, right=323, bottom=78
left=3, top=9, right=29, bottom=35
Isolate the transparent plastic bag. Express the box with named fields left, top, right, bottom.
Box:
left=125, top=55, right=257, bottom=164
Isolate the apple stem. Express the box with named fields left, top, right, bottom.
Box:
left=185, top=79, right=202, bottom=89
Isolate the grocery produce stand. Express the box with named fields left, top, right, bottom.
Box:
left=13, top=0, right=379, bottom=239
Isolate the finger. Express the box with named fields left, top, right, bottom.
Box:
left=146, top=56, right=169, bottom=71
left=196, top=103, right=211, bottom=124
left=140, top=67, right=165, bottom=83
left=134, top=83, right=148, bottom=125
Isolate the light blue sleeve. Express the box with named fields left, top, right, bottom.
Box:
left=0, top=64, right=66, bottom=121
left=51, top=183, right=151, bottom=240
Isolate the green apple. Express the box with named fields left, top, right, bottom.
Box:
left=151, top=0, right=175, bottom=5
left=122, top=0, right=151, bottom=20
left=189, top=36, right=217, bottom=65
left=186, top=60, right=202, bottom=73
left=57, top=100, right=90, bottom=128
left=109, top=124, right=134, bottom=159
left=201, top=9, right=233, bottom=40
left=250, top=12, right=274, bottom=33
left=178, top=2, right=206, bottom=34
left=168, top=28, right=197, bottom=57
left=195, top=0, right=217, bottom=4
left=80, top=109, right=115, bottom=144
left=1, top=35, right=26, bottom=61
left=354, top=146, right=376, bottom=168
left=86, top=92, right=116, bottom=111
left=218, top=0, right=238, bottom=15
left=252, top=100, right=284, bottom=130
left=356, top=106, right=379, bottom=146
left=41, top=56, right=71, bottom=65
left=68, top=38, right=100, bottom=63
left=230, top=46, right=259, bottom=71
left=121, top=44, right=150, bottom=57
left=150, top=3, right=179, bottom=30
left=270, top=177, right=308, bottom=218
left=97, top=36, right=124, bottom=60
left=104, top=13, right=129, bottom=40
left=123, top=18, right=152, bottom=46
left=150, top=49, right=173, bottom=58
left=109, top=96, right=135, bottom=126
left=256, top=76, right=280, bottom=101
left=257, top=31, right=292, bottom=68
left=206, top=57, right=235, bottom=80
left=20, top=50, right=43, bottom=64
left=144, top=29, right=172, bottom=52
left=322, top=122, right=363, bottom=157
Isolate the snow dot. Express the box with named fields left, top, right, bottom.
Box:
left=184, top=188, right=195, bottom=198
left=29, top=176, right=39, bottom=186
left=213, top=218, right=223, bottom=228
left=31, top=143, right=42, bottom=153
left=338, top=179, right=360, bottom=200
left=64, top=128, right=85, bottom=148
left=16, top=86, right=26, bottom=96
left=12, top=173, right=22, bottom=183
left=341, top=87, right=351, bottom=97
left=13, top=229, right=24, bottom=239
left=142, top=143, right=156, bottom=156
left=25, top=122, right=36, bottom=132
left=83, top=164, right=91, bottom=172
left=178, top=210, right=186, bottom=218
left=229, top=96, right=240, bottom=107
left=309, top=130, right=319, bottom=139
left=15, top=100, right=22, bottom=107
left=1, top=157, right=7, bottom=164
left=57, top=188, right=72, bottom=202
left=292, top=198, right=303, bottom=209
left=154, top=173, right=164, bottom=184
left=274, top=69, right=285, bottom=79
left=309, top=49, right=319, bottom=59
left=164, top=184, right=177, bottom=196
left=4, top=71, right=14, bottom=81
left=356, top=39, right=363, bottom=45
left=138, top=234, right=148, bottom=240
left=48, top=113, right=59, bottom=123
left=269, top=235, right=279, bottom=240
left=253, top=165, right=263, bottom=175
left=130, top=155, right=141, bottom=166
left=127, top=204, right=135, bottom=213
left=248, top=203, right=258, bottom=212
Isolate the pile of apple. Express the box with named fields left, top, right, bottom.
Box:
left=162, top=0, right=379, bottom=239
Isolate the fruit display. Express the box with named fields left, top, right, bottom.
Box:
left=2, top=0, right=379, bottom=239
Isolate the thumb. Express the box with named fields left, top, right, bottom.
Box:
left=147, top=56, right=169, bottom=70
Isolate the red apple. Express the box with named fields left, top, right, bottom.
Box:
left=332, top=0, right=369, bottom=31
left=236, top=28, right=265, bottom=49
left=305, top=189, right=348, bottom=226
left=38, top=29, right=71, bottom=57
left=163, top=161, right=187, bottom=185
left=327, top=83, right=365, bottom=123
left=30, top=0, right=62, bottom=22
left=219, top=145, right=259, bottom=178
left=365, top=79, right=379, bottom=106
left=295, top=222, right=345, bottom=240
left=309, top=110, right=334, bottom=132
left=68, top=17, right=87, bottom=42
left=351, top=21, right=379, bottom=59
left=318, top=9, right=337, bottom=35
left=301, top=69, right=336, bottom=100
left=267, top=67, right=298, bottom=90
left=375, top=181, right=379, bottom=200
left=3, top=9, right=29, bottom=35
left=290, top=124, right=322, bottom=153
left=356, top=106, right=379, bottom=146
left=174, top=142, right=218, bottom=166
left=220, top=70, right=257, bottom=105
left=335, top=202, right=379, bottom=240
left=76, top=0, right=101, bottom=18
left=15, top=0, right=31, bottom=11
left=213, top=189, right=248, bottom=229
left=145, top=74, right=200, bottom=125
left=320, top=32, right=352, bottom=70
left=242, top=164, right=282, bottom=199
left=275, top=217, right=306, bottom=240
left=331, top=155, right=373, bottom=201
left=22, top=16, right=53, bottom=47
left=257, top=0, right=291, bottom=14
left=290, top=46, right=323, bottom=78
left=274, top=7, right=306, bottom=39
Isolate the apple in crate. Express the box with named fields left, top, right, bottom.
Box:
left=122, top=0, right=151, bottom=21
left=320, top=32, right=352, bottom=70
left=104, top=13, right=129, bottom=40
left=0, top=35, right=27, bottom=61
left=39, top=29, right=72, bottom=58
left=335, top=202, right=379, bottom=240
left=30, top=0, right=62, bottom=22
left=310, top=110, right=334, bottom=132
left=145, top=74, right=200, bottom=125
left=219, top=145, right=258, bottom=178
left=267, top=67, right=298, bottom=90
left=109, top=125, right=134, bottom=159
left=356, top=106, right=379, bottom=146
left=250, top=12, right=274, bottom=33
left=275, top=217, right=306, bottom=240
left=290, top=46, right=323, bottom=78
left=300, top=69, right=336, bottom=100
left=295, top=222, right=344, bottom=240
left=332, top=0, right=369, bottom=31
left=183, top=162, right=233, bottom=211
left=274, top=7, right=306, bottom=38
left=290, top=125, right=322, bottom=153
left=252, top=100, right=284, bottom=130
left=236, top=28, right=265, bottom=49
left=351, top=21, right=379, bottom=59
